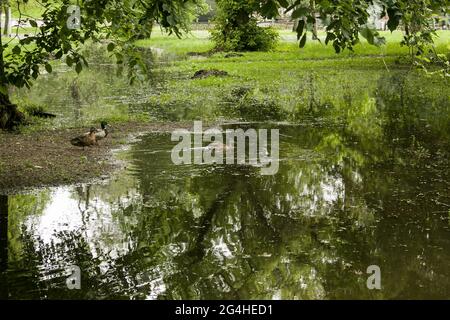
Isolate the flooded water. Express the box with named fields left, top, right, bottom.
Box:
left=11, top=45, right=165, bottom=128
left=1, top=118, right=450, bottom=299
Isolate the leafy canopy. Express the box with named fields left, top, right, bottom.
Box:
left=212, top=0, right=448, bottom=55
left=0, top=0, right=206, bottom=90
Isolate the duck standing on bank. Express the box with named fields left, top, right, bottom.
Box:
left=84, top=121, right=110, bottom=142
left=94, top=121, right=110, bottom=142
left=70, top=127, right=98, bottom=150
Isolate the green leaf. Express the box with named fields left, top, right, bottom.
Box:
left=107, top=43, right=115, bottom=52
left=360, top=27, right=374, bottom=45
left=0, top=86, right=8, bottom=96
left=29, top=20, right=38, bottom=28
left=75, top=62, right=83, bottom=74
left=325, top=33, right=335, bottom=45
left=285, top=0, right=303, bottom=12
left=55, top=50, right=63, bottom=59
left=66, top=56, right=74, bottom=67
left=115, top=52, right=124, bottom=64
left=12, top=46, right=21, bottom=55
left=45, top=63, right=53, bottom=73
left=387, top=8, right=401, bottom=32
left=333, top=41, right=341, bottom=54
left=292, top=7, right=309, bottom=20
left=20, top=37, right=33, bottom=45
left=296, top=20, right=305, bottom=40
left=299, top=33, right=307, bottom=48
left=261, top=0, right=279, bottom=18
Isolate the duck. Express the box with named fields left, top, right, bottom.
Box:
left=95, top=121, right=110, bottom=141
left=85, top=121, right=110, bottom=142
left=71, top=127, right=98, bottom=149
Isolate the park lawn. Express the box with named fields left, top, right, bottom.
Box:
left=136, top=29, right=450, bottom=122
left=11, top=0, right=46, bottom=19
left=138, top=29, right=450, bottom=58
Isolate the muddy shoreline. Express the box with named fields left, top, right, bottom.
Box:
left=0, top=121, right=200, bottom=194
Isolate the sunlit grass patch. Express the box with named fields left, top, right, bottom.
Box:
left=139, top=29, right=449, bottom=123
left=136, top=30, right=214, bottom=57
left=11, top=0, right=46, bottom=19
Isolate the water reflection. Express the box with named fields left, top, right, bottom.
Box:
left=1, top=113, right=450, bottom=299
left=12, top=46, right=162, bottom=127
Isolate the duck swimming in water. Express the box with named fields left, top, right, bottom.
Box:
left=71, top=127, right=97, bottom=149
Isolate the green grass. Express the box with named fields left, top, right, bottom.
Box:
left=11, top=0, right=47, bottom=19
left=138, top=29, right=450, bottom=59
left=136, top=29, right=449, bottom=122
left=10, top=27, right=450, bottom=130
left=136, top=30, right=214, bottom=56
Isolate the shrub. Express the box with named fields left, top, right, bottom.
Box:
left=211, top=19, right=279, bottom=52
left=210, top=0, right=279, bottom=52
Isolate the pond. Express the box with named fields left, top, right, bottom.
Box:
left=1, top=119, right=450, bottom=299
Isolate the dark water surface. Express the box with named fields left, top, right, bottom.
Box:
left=1, top=119, right=449, bottom=299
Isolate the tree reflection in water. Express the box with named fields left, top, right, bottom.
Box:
left=2, top=124, right=448, bottom=299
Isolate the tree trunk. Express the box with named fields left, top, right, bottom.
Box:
left=0, top=90, right=25, bottom=130
left=3, top=5, right=11, bottom=37
left=0, top=9, right=25, bottom=131
left=310, top=0, right=318, bottom=40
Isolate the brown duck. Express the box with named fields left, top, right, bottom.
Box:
left=70, top=127, right=98, bottom=149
